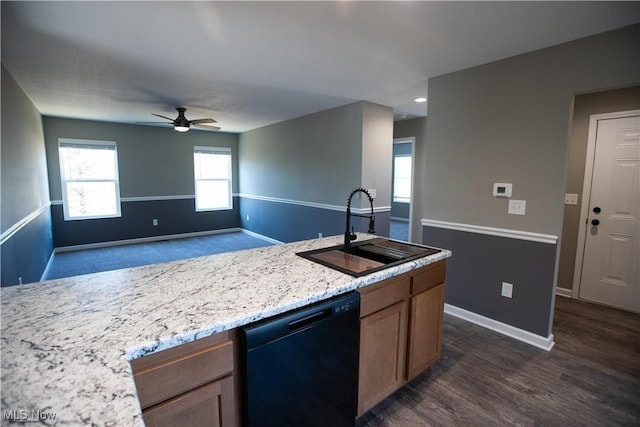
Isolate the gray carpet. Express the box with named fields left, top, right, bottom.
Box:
left=390, top=219, right=409, bottom=241
left=43, top=232, right=274, bottom=280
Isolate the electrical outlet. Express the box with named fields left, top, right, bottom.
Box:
left=318, top=232, right=323, bottom=238
left=367, top=189, right=377, bottom=199
left=501, top=282, right=513, bottom=298
left=246, top=214, right=250, bottom=221
left=152, top=219, right=159, bottom=226
left=508, top=200, right=526, bottom=215
left=565, top=193, right=579, bottom=205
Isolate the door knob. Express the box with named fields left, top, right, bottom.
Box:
left=591, top=219, right=600, bottom=226
left=593, top=207, right=601, bottom=213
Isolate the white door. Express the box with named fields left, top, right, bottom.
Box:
left=579, top=113, right=640, bottom=312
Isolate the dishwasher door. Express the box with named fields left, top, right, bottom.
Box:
left=241, top=291, right=360, bottom=427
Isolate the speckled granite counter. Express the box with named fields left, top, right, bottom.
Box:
left=1, top=235, right=451, bottom=425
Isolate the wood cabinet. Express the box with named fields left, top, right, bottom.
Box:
left=358, top=299, right=408, bottom=415
left=406, top=283, right=445, bottom=381
left=357, top=260, right=446, bottom=416
left=130, top=331, right=238, bottom=427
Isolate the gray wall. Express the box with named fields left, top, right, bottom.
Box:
left=44, top=118, right=239, bottom=200
left=361, top=102, right=393, bottom=210
left=423, top=24, right=640, bottom=337
left=425, top=24, right=640, bottom=236
left=43, top=117, right=240, bottom=247
left=558, top=86, right=640, bottom=292
left=239, top=102, right=363, bottom=206
left=1, top=65, right=53, bottom=286
left=393, top=117, right=427, bottom=244
left=239, top=101, right=393, bottom=242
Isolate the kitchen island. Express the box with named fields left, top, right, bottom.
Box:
left=0, top=235, right=451, bottom=425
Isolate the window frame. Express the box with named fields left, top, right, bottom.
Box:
left=392, top=153, right=412, bottom=204
left=193, top=146, right=233, bottom=212
left=58, top=138, right=122, bottom=221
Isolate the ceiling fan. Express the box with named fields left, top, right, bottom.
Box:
left=138, top=107, right=220, bottom=132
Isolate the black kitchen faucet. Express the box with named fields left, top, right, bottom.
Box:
left=344, top=187, right=376, bottom=249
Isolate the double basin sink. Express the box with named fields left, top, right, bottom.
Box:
left=297, top=238, right=441, bottom=277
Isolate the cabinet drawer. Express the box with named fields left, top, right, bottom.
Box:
left=142, top=376, right=235, bottom=427
left=359, top=275, right=410, bottom=318
left=411, top=261, right=446, bottom=295
left=133, top=339, right=234, bottom=409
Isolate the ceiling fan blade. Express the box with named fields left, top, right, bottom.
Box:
left=190, top=118, right=217, bottom=124
left=194, top=123, right=221, bottom=131
left=152, top=113, right=176, bottom=121
left=136, top=121, right=173, bottom=125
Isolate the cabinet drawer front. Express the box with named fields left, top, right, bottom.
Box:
left=142, top=376, right=234, bottom=427
left=406, top=283, right=445, bottom=381
left=411, top=262, right=446, bottom=295
left=359, top=276, right=410, bottom=318
left=357, top=300, right=408, bottom=416
left=134, top=340, right=234, bottom=409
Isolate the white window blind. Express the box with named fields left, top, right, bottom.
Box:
left=58, top=139, right=121, bottom=220
left=193, top=146, right=232, bottom=211
left=393, top=155, right=412, bottom=203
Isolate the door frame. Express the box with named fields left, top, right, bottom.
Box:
left=571, top=109, right=640, bottom=299
left=392, top=137, right=415, bottom=242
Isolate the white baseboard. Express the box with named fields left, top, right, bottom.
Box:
left=40, top=251, right=57, bottom=282
left=555, top=287, right=573, bottom=298
left=54, top=228, right=244, bottom=253
left=390, top=217, right=409, bottom=222
left=240, top=229, right=284, bottom=245
left=444, top=303, right=555, bottom=351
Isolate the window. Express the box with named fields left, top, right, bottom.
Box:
left=193, top=146, right=232, bottom=211
left=58, top=139, right=121, bottom=220
left=393, top=155, right=412, bottom=203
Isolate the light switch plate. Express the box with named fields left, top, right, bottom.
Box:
left=565, top=193, right=579, bottom=205
left=508, top=200, right=526, bottom=215
left=501, top=282, right=513, bottom=298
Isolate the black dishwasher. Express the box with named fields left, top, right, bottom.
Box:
left=241, top=291, right=360, bottom=427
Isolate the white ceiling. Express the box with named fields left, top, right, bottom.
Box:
left=2, top=1, right=639, bottom=133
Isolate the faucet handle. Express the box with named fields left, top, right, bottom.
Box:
left=350, top=227, right=357, bottom=241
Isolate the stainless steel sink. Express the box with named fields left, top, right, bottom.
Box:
left=296, top=238, right=441, bottom=277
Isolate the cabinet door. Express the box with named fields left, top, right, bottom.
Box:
left=406, top=283, right=445, bottom=381
left=357, top=300, right=408, bottom=416
left=142, top=375, right=235, bottom=427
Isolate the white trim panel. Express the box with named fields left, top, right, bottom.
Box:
left=239, top=193, right=391, bottom=215
left=445, top=303, right=555, bottom=351
left=0, top=203, right=51, bottom=245
left=421, top=219, right=558, bottom=244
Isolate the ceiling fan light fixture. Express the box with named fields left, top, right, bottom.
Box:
left=174, top=125, right=190, bottom=132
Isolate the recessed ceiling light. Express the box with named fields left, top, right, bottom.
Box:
left=414, top=97, right=427, bottom=103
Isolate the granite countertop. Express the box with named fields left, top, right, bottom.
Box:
left=0, top=235, right=451, bottom=426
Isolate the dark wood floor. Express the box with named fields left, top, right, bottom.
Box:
left=356, top=296, right=640, bottom=426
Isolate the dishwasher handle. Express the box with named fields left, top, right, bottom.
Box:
left=242, top=292, right=360, bottom=350
left=289, top=308, right=332, bottom=332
